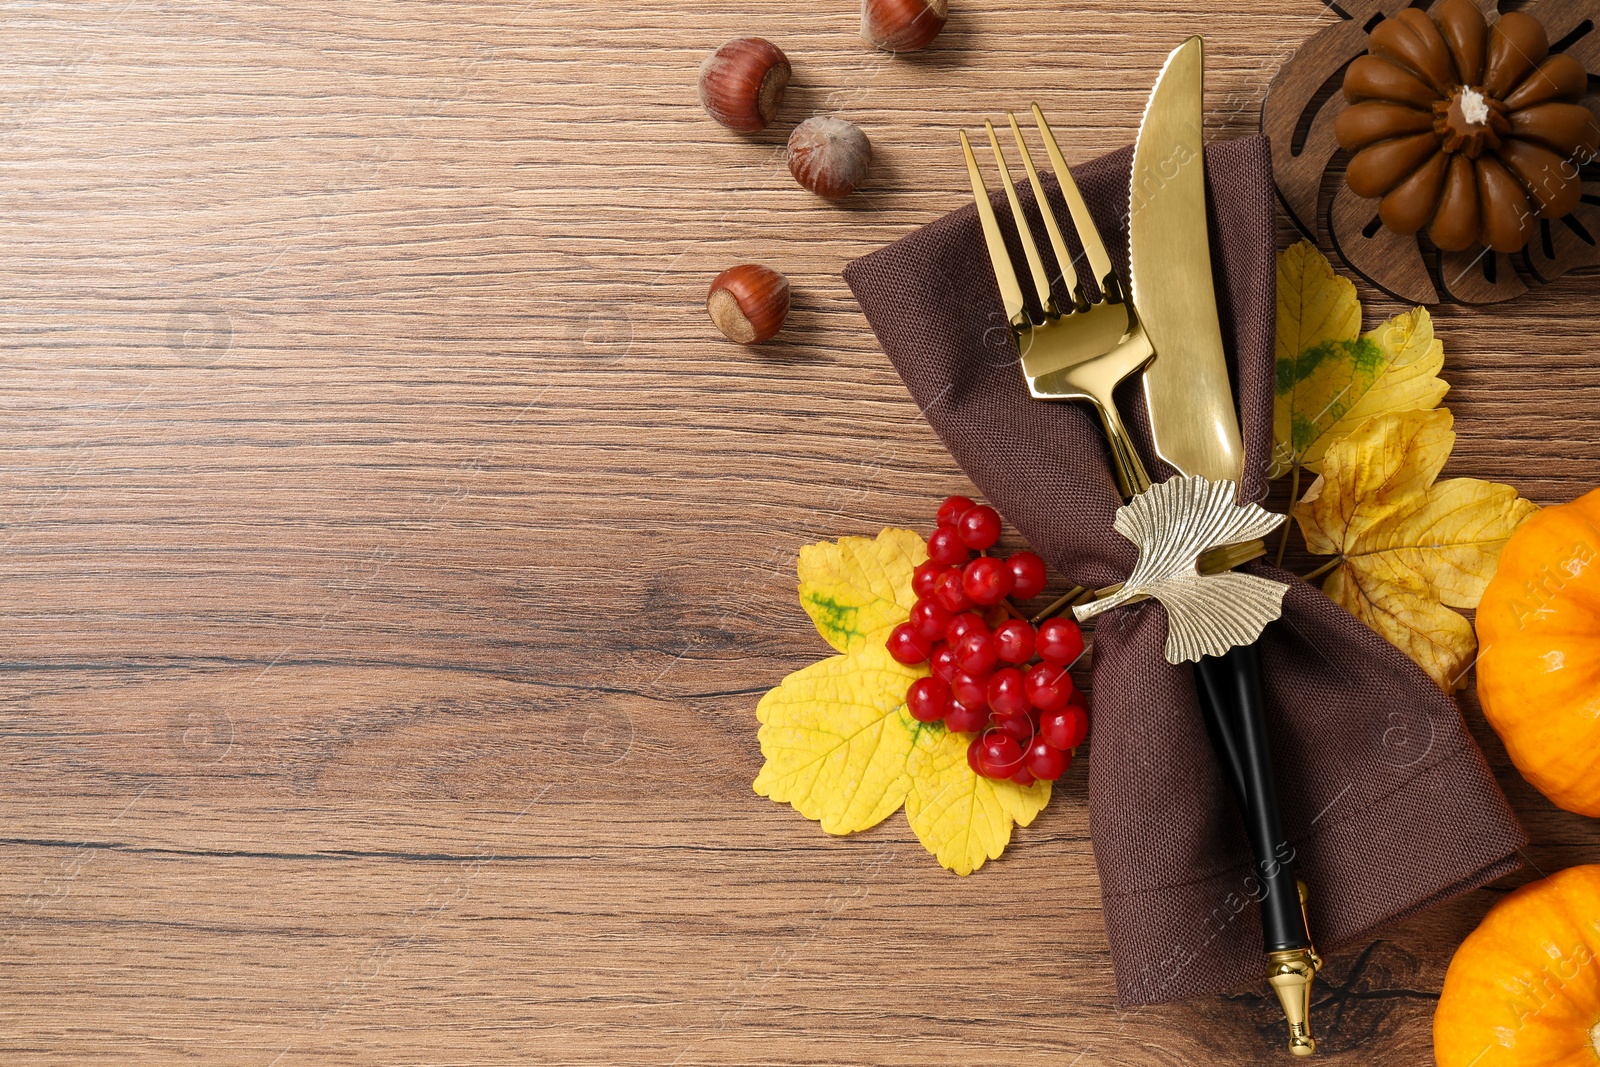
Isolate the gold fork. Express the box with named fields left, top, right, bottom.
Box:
left=961, top=104, right=1156, bottom=498
left=962, top=104, right=1263, bottom=579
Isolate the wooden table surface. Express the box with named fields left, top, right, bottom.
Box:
left=3, top=2, right=1599, bottom=1063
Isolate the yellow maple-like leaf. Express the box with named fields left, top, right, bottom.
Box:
left=1323, top=569, right=1477, bottom=690
left=797, top=527, right=926, bottom=654
left=1271, top=241, right=1448, bottom=479
left=904, top=722, right=1051, bottom=876
left=1294, top=409, right=1539, bottom=688
left=754, top=644, right=923, bottom=834
left=1276, top=239, right=1361, bottom=367
left=757, top=531, right=1054, bottom=874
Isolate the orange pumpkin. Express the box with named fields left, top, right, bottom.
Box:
left=1434, top=865, right=1600, bottom=1067
left=1476, top=487, right=1600, bottom=816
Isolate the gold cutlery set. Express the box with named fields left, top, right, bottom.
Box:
left=960, top=37, right=1322, bottom=1055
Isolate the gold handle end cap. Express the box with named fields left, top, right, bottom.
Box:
left=1267, top=947, right=1320, bottom=1057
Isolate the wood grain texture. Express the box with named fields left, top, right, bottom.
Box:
left=0, top=1, right=1597, bottom=1063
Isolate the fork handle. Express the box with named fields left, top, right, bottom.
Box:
left=1094, top=400, right=1151, bottom=497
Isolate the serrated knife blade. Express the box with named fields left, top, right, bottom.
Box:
left=1128, top=36, right=1245, bottom=484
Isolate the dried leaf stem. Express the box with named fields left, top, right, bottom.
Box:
left=1275, top=464, right=1300, bottom=567
left=1299, top=556, right=1341, bottom=584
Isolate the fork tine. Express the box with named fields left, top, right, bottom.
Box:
left=959, top=129, right=1025, bottom=326
left=1031, top=103, right=1117, bottom=297
left=1007, top=111, right=1081, bottom=302
left=983, top=120, right=1054, bottom=315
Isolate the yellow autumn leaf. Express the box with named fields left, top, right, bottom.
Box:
left=1294, top=409, right=1539, bottom=688
left=1271, top=241, right=1448, bottom=479
left=757, top=530, right=1056, bottom=874
left=1276, top=238, right=1361, bottom=367
left=798, top=527, right=926, bottom=654
left=754, top=644, right=923, bottom=834
left=1323, top=569, right=1478, bottom=690
left=904, top=721, right=1051, bottom=876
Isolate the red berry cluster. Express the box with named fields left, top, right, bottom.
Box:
left=885, top=495, right=1090, bottom=786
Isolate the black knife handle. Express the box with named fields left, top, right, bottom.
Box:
left=1192, top=655, right=1248, bottom=813
left=1193, top=653, right=1304, bottom=948
left=1194, top=642, right=1310, bottom=955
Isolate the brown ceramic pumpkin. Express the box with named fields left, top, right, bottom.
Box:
left=1337, top=0, right=1600, bottom=253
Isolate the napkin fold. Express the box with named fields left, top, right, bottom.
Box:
left=843, top=134, right=1525, bottom=1006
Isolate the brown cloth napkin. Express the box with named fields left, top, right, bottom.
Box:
left=843, top=134, right=1525, bottom=1007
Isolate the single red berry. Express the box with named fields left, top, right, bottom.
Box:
left=986, top=667, right=1030, bottom=716
left=1040, top=704, right=1089, bottom=751
left=906, top=677, right=952, bottom=723
left=966, top=735, right=985, bottom=773
left=927, top=526, right=970, bottom=566
left=1026, top=738, right=1068, bottom=781
left=933, top=568, right=974, bottom=612
left=912, top=560, right=951, bottom=599
left=954, top=631, right=998, bottom=676
left=886, top=622, right=932, bottom=665
left=991, top=619, right=1036, bottom=664
left=909, top=597, right=953, bottom=642
left=947, top=700, right=989, bottom=734
left=956, top=505, right=1002, bottom=550
left=961, top=556, right=1014, bottom=606
left=1036, top=617, right=1085, bottom=666
left=1007, top=551, right=1048, bottom=600
left=937, top=494, right=976, bottom=527
left=950, top=671, right=988, bottom=708
left=1024, top=662, right=1073, bottom=711
left=977, top=732, right=1025, bottom=776
left=1036, top=617, right=1088, bottom=668
left=991, top=711, right=1035, bottom=743
left=970, top=742, right=1002, bottom=778
left=1067, top=686, right=1088, bottom=710
left=929, top=643, right=960, bottom=682
left=944, top=611, right=987, bottom=647
left=1009, top=765, right=1038, bottom=786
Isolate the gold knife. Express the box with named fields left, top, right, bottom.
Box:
left=1126, top=36, right=1321, bottom=1055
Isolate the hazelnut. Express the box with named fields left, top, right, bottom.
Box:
left=861, top=0, right=948, bottom=51
left=787, top=117, right=872, bottom=200
left=707, top=264, right=790, bottom=344
left=698, top=37, right=791, bottom=133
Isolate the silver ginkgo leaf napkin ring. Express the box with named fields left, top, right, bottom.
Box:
left=1074, top=475, right=1289, bottom=664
